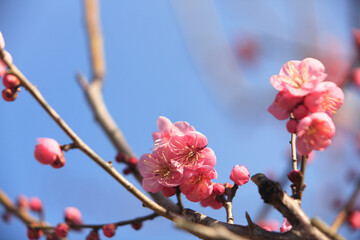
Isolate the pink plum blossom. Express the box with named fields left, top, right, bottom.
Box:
left=29, top=197, right=43, bottom=212
left=257, top=220, right=279, bottom=232
left=348, top=210, right=360, bottom=230
left=180, top=166, right=217, bottom=202
left=64, top=207, right=83, bottom=225
left=34, top=138, right=64, bottom=165
left=152, top=116, right=195, bottom=148
left=169, top=131, right=216, bottom=169
left=230, top=165, right=250, bottom=186
left=138, top=146, right=183, bottom=193
left=280, top=218, right=292, bottom=233
left=200, top=191, right=223, bottom=209
left=55, top=223, right=69, bottom=238
left=213, top=183, right=225, bottom=196
left=296, top=112, right=335, bottom=155
left=304, top=81, right=344, bottom=116
left=270, top=58, right=327, bottom=96
left=268, top=91, right=303, bottom=120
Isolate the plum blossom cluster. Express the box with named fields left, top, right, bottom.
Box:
left=138, top=117, right=250, bottom=207
left=268, top=58, right=344, bottom=155
left=0, top=32, right=21, bottom=102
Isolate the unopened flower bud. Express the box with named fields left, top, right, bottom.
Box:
left=348, top=210, right=360, bottom=230
left=286, top=119, right=298, bottom=134
left=55, top=223, right=69, bottom=237
left=230, top=165, right=250, bottom=186
left=128, top=157, right=138, bottom=167
left=2, top=87, right=17, bottom=101
left=161, top=187, right=176, bottom=197
left=17, top=195, right=28, bottom=209
left=3, top=74, right=20, bottom=88
left=123, top=167, right=132, bottom=175
left=115, top=152, right=128, bottom=163
left=64, top=207, right=82, bottom=225
left=288, top=170, right=301, bottom=187
left=293, top=105, right=308, bottom=120
left=131, top=221, right=142, bottom=230
left=103, top=224, right=116, bottom=238
left=34, top=138, right=64, bottom=165
left=27, top=223, right=43, bottom=240
left=86, top=230, right=100, bottom=240
left=29, top=197, right=43, bottom=212
left=213, top=183, right=225, bottom=196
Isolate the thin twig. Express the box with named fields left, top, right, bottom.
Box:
left=224, top=184, right=238, bottom=224
left=330, top=177, right=360, bottom=233
left=293, top=155, right=308, bottom=201
left=176, top=187, right=184, bottom=212
left=60, top=143, right=77, bottom=151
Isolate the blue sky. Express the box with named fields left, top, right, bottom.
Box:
left=1, top=1, right=359, bottom=239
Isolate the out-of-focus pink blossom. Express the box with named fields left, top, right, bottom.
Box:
left=268, top=91, right=303, bottom=120
left=270, top=58, right=327, bottom=96
left=180, top=166, right=217, bottom=202
left=29, top=197, right=43, bottom=212
left=348, top=210, right=360, bottom=230
left=2, top=74, right=20, bottom=88
left=0, top=61, right=6, bottom=77
left=352, top=68, right=360, bottom=87
left=169, top=131, right=216, bottom=169
left=296, top=113, right=335, bottom=155
left=86, top=230, right=100, bottom=240
left=353, top=28, right=360, bottom=56
left=280, top=218, right=292, bottom=233
left=304, top=82, right=344, bottom=116
left=200, top=191, right=223, bottom=209
left=257, top=220, right=279, bottom=232
left=2, top=88, right=17, bottom=102
left=64, top=207, right=82, bottom=225
left=27, top=224, right=43, bottom=240
left=102, top=224, right=116, bottom=238
left=34, top=138, right=64, bottom=165
left=293, top=105, right=308, bottom=120
left=161, top=187, right=177, bottom=197
left=213, top=183, right=225, bottom=196
left=131, top=222, right=142, bottom=230
left=230, top=165, right=250, bottom=186
left=17, top=195, right=28, bottom=209
left=138, top=147, right=183, bottom=193
left=55, top=223, right=69, bottom=238
left=152, top=116, right=195, bottom=147
left=286, top=119, right=298, bottom=134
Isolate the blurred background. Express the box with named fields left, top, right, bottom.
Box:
left=1, top=0, right=360, bottom=239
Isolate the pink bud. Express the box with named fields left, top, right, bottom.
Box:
left=213, top=183, right=225, bottom=196
left=64, top=207, right=82, bottom=225
left=3, top=74, right=20, bottom=88
left=230, top=165, right=250, bottom=186
left=128, top=157, right=138, bottom=167
left=2, top=88, right=17, bottom=102
left=0, top=32, right=4, bottom=49
left=0, top=61, right=5, bottom=77
left=54, top=223, right=69, bottom=237
left=17, top=195, right=28, bottom=209
left=286, top=119, right=298, bottom=134
left=293, top=105, right=308, bottom=120
left=102, top=224, right=116, bottom=238
left=161, top=187, right=176, bottom=197
left=280, top=218, right=292, bottom=232
left=51, top=155, right=65, bottom=169
left=348, top=210, right=360, bottom=230
left=131, top=221, right=142, bottom=230
left=29, top=197, right=43, bottom=212
left=34, top=138, right=63, bottom=165
left=86, top=230, right=100, bottom=240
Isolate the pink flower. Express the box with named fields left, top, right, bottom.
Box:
left=270, top=58, right=327, bottom=96
left=304, top=82, right=344, bottom=116
left=86, top=230, right=100, bottom=240
left=34, top=138, right=64, bottom=165
left=180, top=166, right=217, bottom=202
left=353, top=68, right=360, bottom=87
left=138, top=146, right=183, bottom=193
left=213, top=183, right=225, bottom=196
left=280, top=218, right=292, bottom=233
left=268, top=91, right=303, bottom=120
left=64, top=207, right=82, bottom=225
left=169, top=131, right=216, bottom=169
left=230, top=165, right=250, bottom=186
left=296, top=113, right=335, bottom=155
left=152, top=116, right=195, bottom=147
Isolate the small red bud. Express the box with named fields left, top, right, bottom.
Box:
left=27, top=223, right=43, bottom=240
left=3, top=74, right=20, bottom=88
left=348, top=210, right=360, bottom=230
left=29, top=197, right=43, bottom=212
left=17, top=195, right=29, bottom=209
left=103, top=224, right=116, bottom=238
left=115, top=152, right=128, bottom=163
left=2, top=212, right=11, bottom=223
left=54, top=223, right=69, bottom=238
left=161, top=187, right=176, bottom=197
left=213, top=183, right=225, bottom=196
left=2, top=87, right=17, bottom=101
left=86, top=230, right=100, bottom=240
left=131, top=221, right=142, bottom=230
left=293, top=105, right=308, bottom=120
left=286, top=119, right=298, bottom=134
left=288, top=170, right=301, bottom=187
left=123, top=167, right=132, bottom=175
left=128, top=157, right=138, bottom=167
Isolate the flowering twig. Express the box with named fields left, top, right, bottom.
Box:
left=294, top=155, right=308, bottom=201
left=60, top=143, right=77, bottom=152
left=224, top=184, right=238, bottom=224
left=330, top=177, right=360, bottom=233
